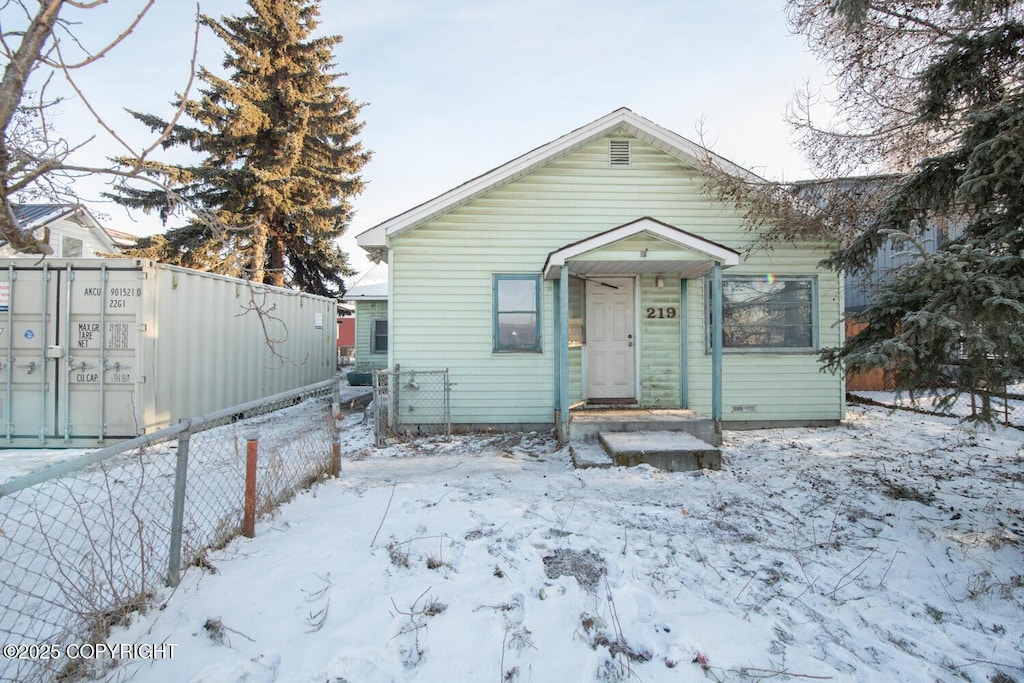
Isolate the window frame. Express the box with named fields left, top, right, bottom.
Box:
left=370, top=318, right=388, bottom=354
left=493, top=274, right=542, bottom=353
left=706, top=275, right=818, bottom=353
left=61, top=235, right=84, bottom=258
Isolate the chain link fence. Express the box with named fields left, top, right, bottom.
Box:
left=0, top=380, right=340, bottom=683
left=849, top=387, right=1024, bottom=428
left=373, top=365, right=450, bottom=446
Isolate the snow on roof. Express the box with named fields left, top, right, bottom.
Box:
left=343, top=262, right=388, bottom=300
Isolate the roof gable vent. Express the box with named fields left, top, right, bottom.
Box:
left=609, top=140, right=631, bottom=167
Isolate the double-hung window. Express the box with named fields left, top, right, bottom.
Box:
left=371, top=319, right=388, bottom=354
left=493, top=274, right=541, bottom=352
left=708, top=276, right=817, bottom=351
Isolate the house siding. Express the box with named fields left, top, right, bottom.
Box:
left=389, top=133, right=843, bottom=425
left=568, top=346, right=583, bottom=405
left=639, top=274, right=682, bottom=408
left=686, top=264, right=844, bottom=423
left=845, top=221, right=946, bottom=313
left=355, top=300, right=389, bottom=370
left=583, top=234, right=695, bottom=261
left=0, top=216, right=113, bottom=258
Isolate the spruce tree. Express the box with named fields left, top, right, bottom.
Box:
left=702, top=1, right=1024, bottom=419
left=816, top=1, right=1024, bottom=419
left=111, top=0, right=370, bottom=297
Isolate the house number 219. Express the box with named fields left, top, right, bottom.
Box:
left=646, top=307, right=677, bottom=319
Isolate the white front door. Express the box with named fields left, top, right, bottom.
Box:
left=586, top=277, right=635, bottom=400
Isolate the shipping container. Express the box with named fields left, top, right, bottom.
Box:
left=0, top=259, right=337, bottom=447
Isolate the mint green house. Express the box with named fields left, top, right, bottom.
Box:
left=342, top=262, right=389, bottom=371
left=356, top=108, right=845, bottom=440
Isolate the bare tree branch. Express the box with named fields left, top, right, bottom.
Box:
left=0, top=0, right=200, bottom=254
left=39, top=1, right=154, bottom=70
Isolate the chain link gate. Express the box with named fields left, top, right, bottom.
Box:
left=372, top=365, right=450, bottom=446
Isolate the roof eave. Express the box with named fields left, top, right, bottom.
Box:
left=355, top=224, right=387, bottom=251
left=363, top=108, right=776, bottom=244
left=22, top=206, right=74, bottom=231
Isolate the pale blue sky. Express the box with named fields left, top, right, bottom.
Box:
left=29, top=0, right=830, bottom=277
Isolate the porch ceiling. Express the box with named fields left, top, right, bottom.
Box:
left=566, top=259, right=715, bottom=279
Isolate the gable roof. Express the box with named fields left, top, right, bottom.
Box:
left=343, top=262, right=388, bottom=301
left=13, top=203, right=75, bottom=229
left=103, top=227, right=140, bottom=248
left=542, top=217, right=740, bottom=280
left=356, top=107, right=764, bottom=252
left=10, top=203, right=135, bottom=253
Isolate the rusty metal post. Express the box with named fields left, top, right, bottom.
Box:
left=242, top=431, right=259, bottom=538
left=331, top=401, right=342, bottom=478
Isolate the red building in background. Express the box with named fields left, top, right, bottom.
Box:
left=337, top=310, right=355, bottom=366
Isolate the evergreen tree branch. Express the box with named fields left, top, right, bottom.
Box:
left=702, top=0, right=1024, bottom=420
left=108, top=0, right=370, bottom=296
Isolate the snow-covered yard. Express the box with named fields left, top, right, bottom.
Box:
left=851, top=389, right=1024, bottom=427
left=94, top=405, right=1022, bottom=683
left=0, top=384, right=346, bottom=683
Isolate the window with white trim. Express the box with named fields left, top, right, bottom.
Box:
left=707, top=276, right=816, bottom=350
left=493, top=274, right=541, bottom=352
left=371, top=318, right=388, bottom=354
left=62, top=236, right=83, bottom=258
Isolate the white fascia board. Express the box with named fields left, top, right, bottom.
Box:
left=362, top=108, right=790, bottom=245
left=620, top=117, right=765, bottom=184
left=356, top=224, right=387, bottom=250
left=368, top=108, right=640, bottom=241
left=76, top=207, right=118, bottom=252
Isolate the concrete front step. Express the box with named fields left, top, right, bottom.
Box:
left=599, top=431, right=722, bottom=472
left=568, top=440, right=614, bottom=469
left=569, top=409, right=720, bottom=445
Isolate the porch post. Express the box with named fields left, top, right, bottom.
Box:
left=711, top=262, right=723, bottom=428
left=558, top=265, right=570, bottom=440
left=553, top=278, right=561, bottom=413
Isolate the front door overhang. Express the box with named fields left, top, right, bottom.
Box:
left=550, top=217, right=740, bottom=442
left=543, top=216, right=739, bottom=280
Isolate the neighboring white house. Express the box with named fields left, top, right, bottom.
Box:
left=342, top=262, right=389, bottom=371
left=357, top=108, right=845, bottom=439
left=5, top=204, right=135, bottom=258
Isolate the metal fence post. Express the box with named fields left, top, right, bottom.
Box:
left=392, top=363, right=401, bottom=436
left=373, top=368, right=387, bottom=447
left=167, top=423, right=192, bottom=587
left=331, top=401, right=341, bottom=477
left=242, top=432, right=259, bottom=538
left=0, top=380, right=338, bottom=683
